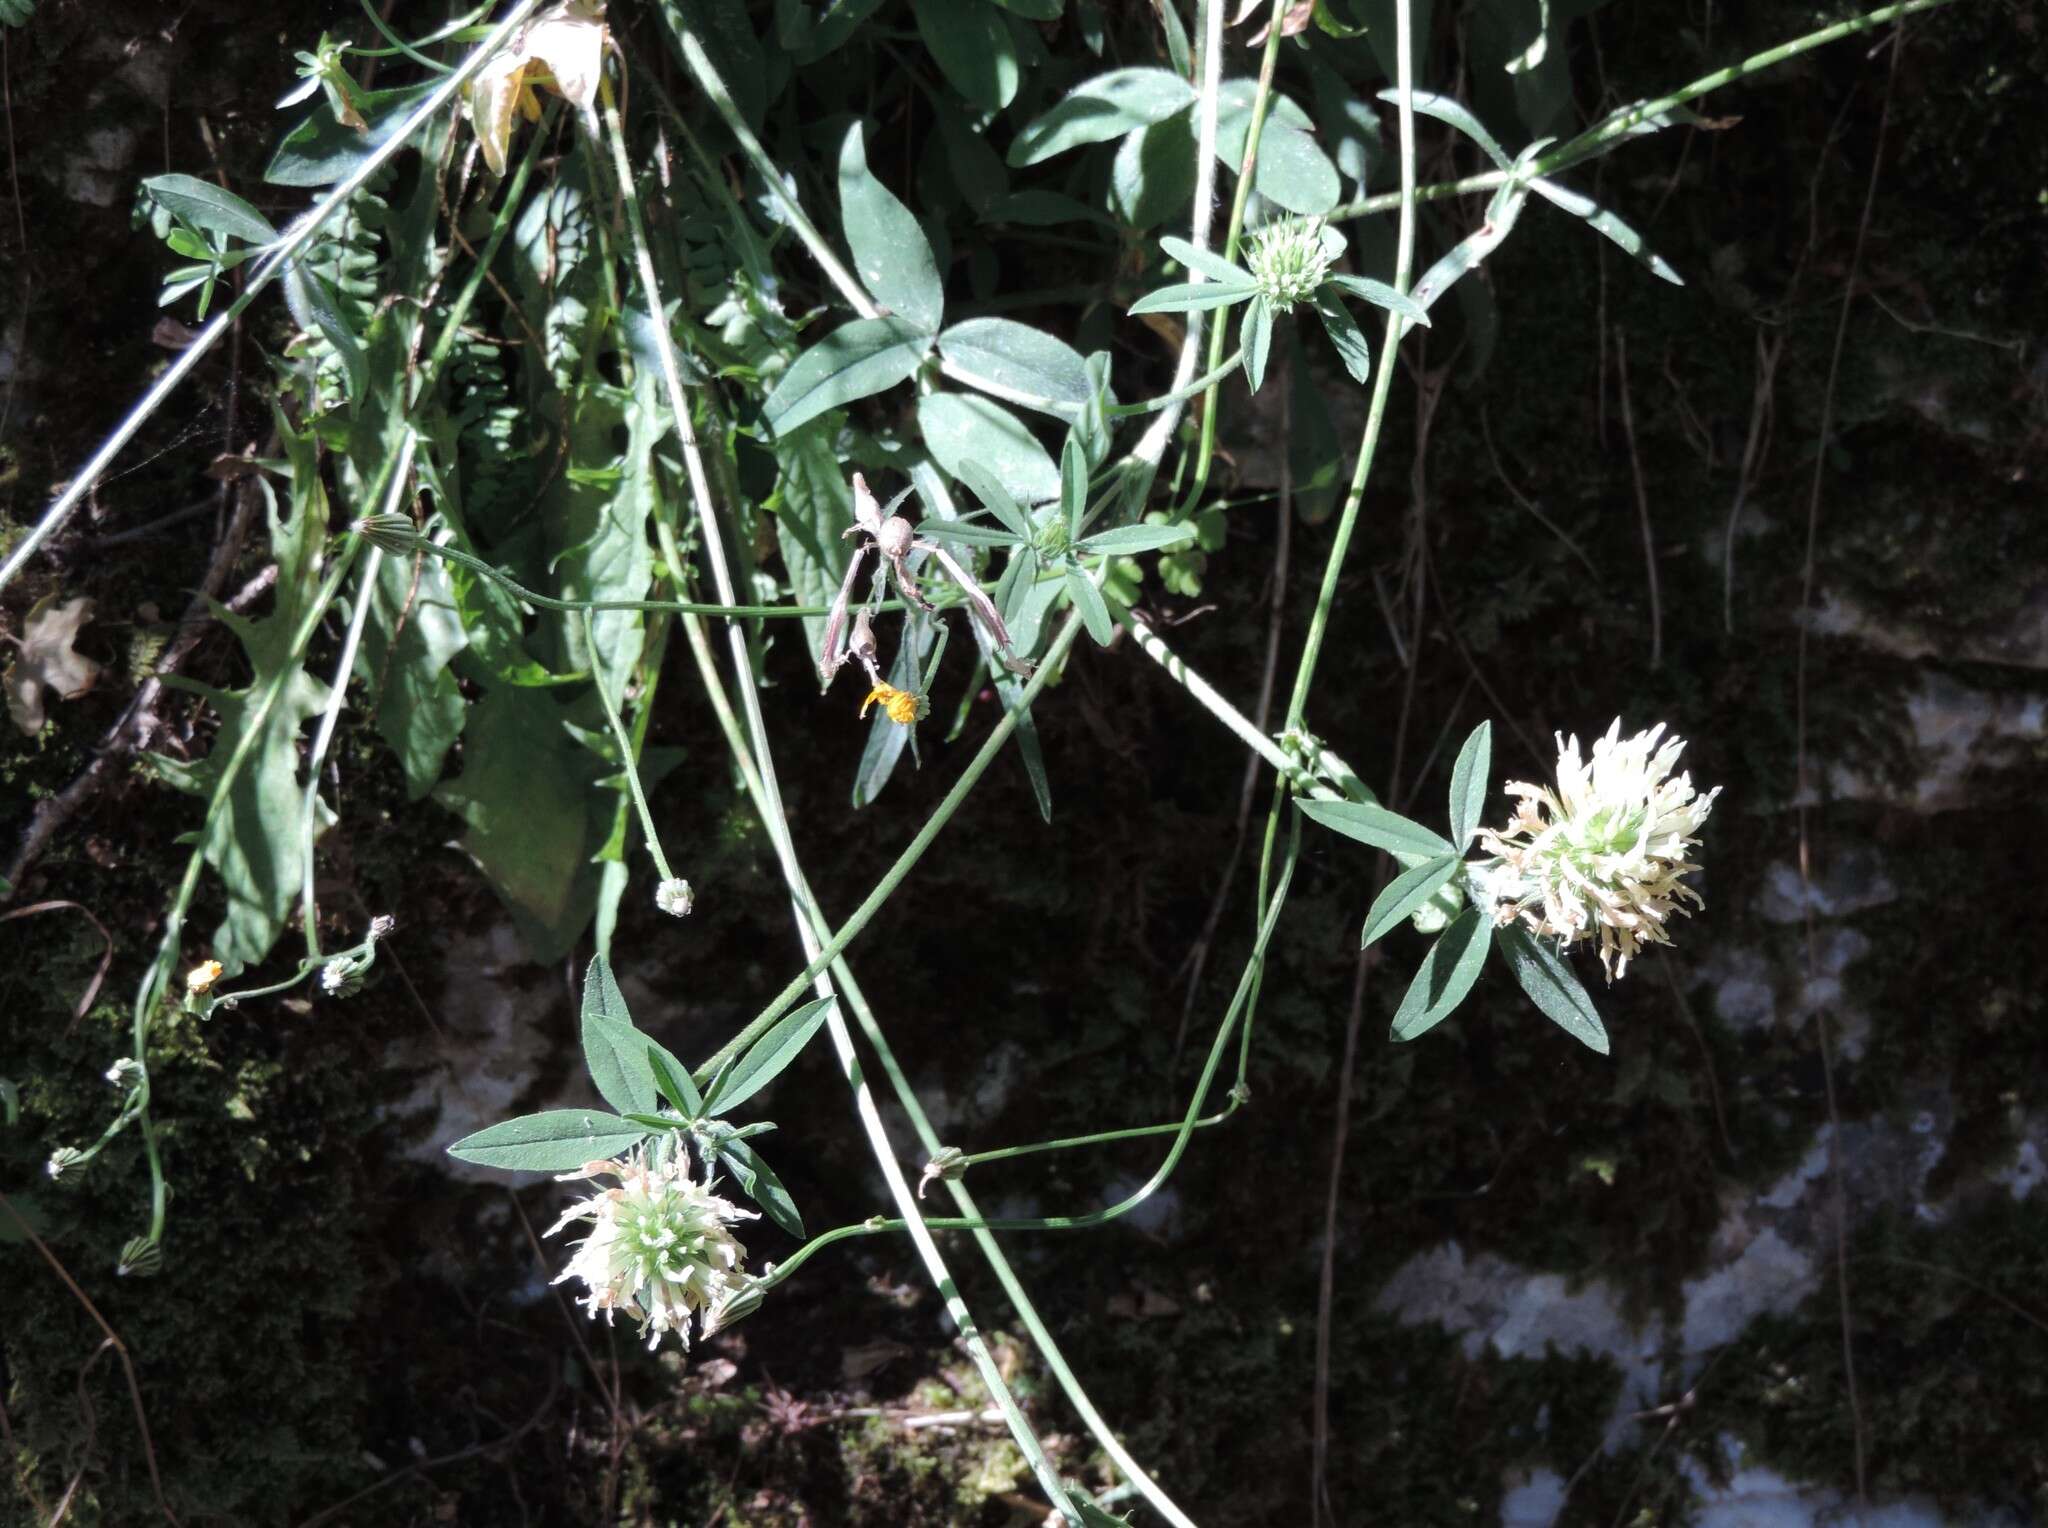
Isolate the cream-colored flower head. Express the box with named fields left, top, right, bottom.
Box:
left=1246, top=217, right=1337, bottom=312
left=546, top=1147, right=755, bottom=1352
left=1478, top=720, right=1720, bottom=982
left=466, top=1, right=608, bottom=176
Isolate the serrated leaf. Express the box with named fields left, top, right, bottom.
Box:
left=1493, top=923, right=1610, bottom=1054
left=1242, top=296, right=1274, bottom=394
left=1298, top=797, right=1454, bottom=857
left=1445, top=720, right=1494, bottom=851
left=938, top=318, right=1098, bottom=420
left=1390, top=907, right=1490, bottom=1041
left=1007, top=66, right=1195, bottom=166
left=920, top=392, right=1063, bottom=508
left=143, top=173, right=279, bottom=246
left=446, top=1110, right=651, bottom=1172
left=719, top=1138, right=805, bottom=1238
left=1362, top=854, right=1462, bottom=948
left=839, top=122, right=945, bottom=332
left=763, top=317, right=931, bottom=439
left=1076, top=522, right=1196, bottom=553
left=706, top=996, right=836, bottom=1115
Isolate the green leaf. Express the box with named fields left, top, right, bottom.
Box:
left=1447, top=720, right=1492, bottom=848
left=912, top=0, right=1019, bottom=112
left=1129, top=280, right=1257, bottom=316
left=919, top=393, right=1063, bottom=508
left=1529, top=177, right=1683, bottom=285
left=580, top=956, right=658, bottom=1116
left=0, top=1, right=34, bottom=28
left=954, top=457, right=1037, bottom=540
left=1493, top=923, right=1610, bottom=1054
left=264, top=83, right=433, bottom=186
left=1390, top=907, right=1490, bottom=1041
left=1007, top=66, right=1195, bottom=166
left=989, top=0, right=1062, bottom=15
left=1243, top=121, right=1341, bottom=215
left=146, top=422, right=332, bottom=969
left=771, top=423, right=858, bottom=666
left=998, top=668, right=1054, bottom=821
left=1323, top=273, right=1431, bottom=325
left=1242, top=296, right=1274, bottom=394
left=719, top=1138, right=805, bottom=1238
left=938, top=318, right=1098, bottom=420
left=1065, top=566, right=1112, bottom=645
left=645, top=1036, right=704, bottom=1119
left=1158, top=235, right=1256, bottom=286
left=1111, top=113, right=1197, bottom=230
left=762, top=317, right=931, bottom=439
left=1297, top=797, right=1455, bottom=858
left=1378, top=86, right=1513, bottom=170
left=353, top=515, right=466, bottom=800
left=446, top=1110, right=651, bottom=1172
left=283, top=261, right=368, bottom=401
left=706, top=996, right=837, bottom=1115
left=142, top=174, right=278, bottom=246
left=1060, top=432, right=1088, bottom=539
left=1075, top=522, right=1195, bottom=554
left=1311, top=293, right=1373, bottom=386
left=838, top=122, right=945, bottom=333
left=1410, top=172, right=1533, bottom=311
left=1362, top=855, right=1462, bottom=948
left=921, top=519, right=1028, bottom=548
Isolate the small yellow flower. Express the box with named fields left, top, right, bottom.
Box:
left=465, top=1, right=608, bottom=176
left=185, top=960, right=224, bottom=995
left=860, top=682, right=925, bottom=727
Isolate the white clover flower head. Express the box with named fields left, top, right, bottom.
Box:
left=654, top=878, right=695, bottom=918
left=105, top=1057, right=144, bottom=1090
left=1246, top=217, right=1335, bottom=312
left=547, top=1148, right=756, bottom=1352
left=1478, top=719, right=1721, bottom=983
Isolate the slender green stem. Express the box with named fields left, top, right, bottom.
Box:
left=657, top=11, right=879, bottom=319
left=1104, top=349, right=1245, bottom=418
left=1176, top=0, right=1293, bottom=515
left=0, top=0, right=547, bottom=594
left=957, top=1098, right=1243, bottom=1170
left=581, top=608, right=678, bottom=884
left=1327, top=0, right=1956, bottom=221
left=601, top=91, right=1085, bottom=1526
left=1281, top=0, right=1419, bottom=734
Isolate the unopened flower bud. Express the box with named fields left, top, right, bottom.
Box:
left=918, top=1146, right=967, bottom=1199
left=46, top=1147, right=85, bottom=1181
left=655, top=878, right=695, bottom=918
left=105, top=1057, right=145, bottom=1090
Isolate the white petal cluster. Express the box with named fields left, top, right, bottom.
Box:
left=547, top=1147, right=755, bottom=1352
left=1246, top=217, right=1336, bottom=312
left=465, top=1, right=608, bottom=176
left=1478, top=720, right=1721, bottom=982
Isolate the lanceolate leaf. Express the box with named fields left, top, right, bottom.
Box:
left=1158, top=235, right=1256, bottom=287
left=718, top=1138, right=805, bottom=1238
left=1362, top=854, right=1462, bottom=948
left=938, top=318, right=1099, bottom=419
left=142, top=173, right=279, bottom=246
left=1494, top=923, right=1610, bottom=1054
left=706, top=996, right=837, bottom=1115
left=1065, top=566, right=1113, bottom=645
left=1075, top=522, right=1196, bottom=554
left=1312, top=293, right=1373, bottom=386
left=1007, top=66, right=1196, bottom=166
left=1390, top=907, right=1490, bottom=1042
left=838, top=122, right=945, bottom=332
left=1298, top=797, right=1455, bottom=858
left=912, top=0, right=1019, bottom=113
left=446, top=1110, right=650, bottom=1172
left=1447, top=720, right=1493, bottom=848
left=1242, top=296, right=1274, bottom=394
left=762, top=316, right=931, bottom=439
left=581, top=956, right=658, bottom=1116
left=645, top=1034, right=704, bottom=1118
left=1529, top=177, right=1683, bottom=285
left=1377, top=87, right=1514, bottom=171
left=1129, top=280, right=1257, bottom=316
left=1324, top=273, right=1431, bottom=325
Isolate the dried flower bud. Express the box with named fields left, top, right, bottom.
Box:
left=917, top=1146, right=967, bottom=1199
left=185, top=960, right=224, bottom=996
left=860, top=682, right=927, bottom=727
